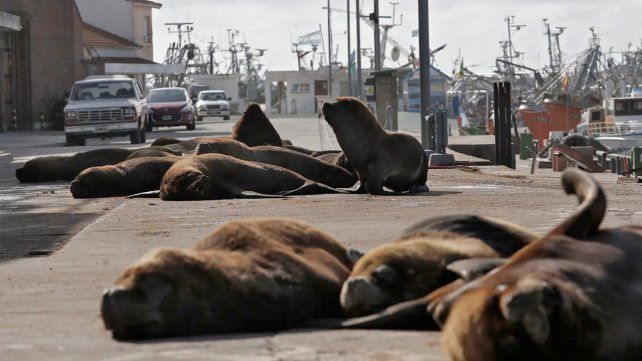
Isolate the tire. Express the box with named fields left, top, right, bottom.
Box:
left=130, top=129, right=143, bottom=144
left=186, top=122, right=196, bottom=131
left=65, top=134, right=85, bottom=146
left=223, top=116, right=230, bottom=121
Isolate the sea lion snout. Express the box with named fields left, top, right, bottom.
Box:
left=340, top=276, right=394, bottom=316
left=15, top=167, right=27, bottom=182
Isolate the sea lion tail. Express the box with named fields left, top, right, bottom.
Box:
left=126, top=190, right=161, bottom=199
left=340, top=297, right=433, bottom=330
left=545, top=168, right=606, bottom=239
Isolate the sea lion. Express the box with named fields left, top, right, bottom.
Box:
left=322, top=97, right=428, bottom=194
left=430, top=169, right=642, bottom=361
left=194, top=139, right=357, bottom=188
left=101, top=218, right=354, bottom=340
left=159, top=153, right=346, bottom=201
left=231, top=103, right=283, bottom=147
left=339, top=215, right=538, bottom=319
left=150, top=137, right=223, bottom=154
left=315, top=152, right=356, bottom=175
left=70, top=156, right=181, bottom=198
left=16, top=148, right=134, bottom=183
left=126, top=146, right=182, bottom=160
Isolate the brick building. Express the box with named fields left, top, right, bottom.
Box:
left=0, top=1, right=84, bottom=131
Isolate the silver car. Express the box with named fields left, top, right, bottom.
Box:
left=63, top=75, right=148, bottom=146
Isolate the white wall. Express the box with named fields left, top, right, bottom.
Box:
left=75, top=0, right=133, bottom=41
left=132, top=3, right=154, bottom=61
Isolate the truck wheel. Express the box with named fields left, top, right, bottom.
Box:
left=130, top=129, right=143, bottom=144
left=223, top=116, right=230, bottom=121
left=66, top=135, right=85, bottom=146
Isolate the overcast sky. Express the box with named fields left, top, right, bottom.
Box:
left=152, top=0, right=642, bottom=75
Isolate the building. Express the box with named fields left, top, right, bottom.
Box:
left=76, top=0, right=163, bottom=86
left=0, top=0, right=165, bottom=131
left=0, top=1, right=84, bottom=131
left=265, top=67, right=371, bottom=115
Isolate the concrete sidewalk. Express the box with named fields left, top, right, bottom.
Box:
left=1, top=116, right=640, bottom=360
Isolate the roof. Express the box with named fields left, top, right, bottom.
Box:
left=128, top=0, right=162, bottom=8
left=94, top=57, right=157, bottom=64
left=83, top=23, right=141, bottom=48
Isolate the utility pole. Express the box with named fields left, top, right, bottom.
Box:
left=418, top=0, right=430, bottom=149
left=327, top=0, right=333, bottom=96
left=372, top=0, right=382, bottom=70
left=355, top=0, right=363, bottom=98
left=347, top=0, right=352, bottom=96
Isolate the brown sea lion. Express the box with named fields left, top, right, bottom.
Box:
left=322, top=97, right=428, bottom=194
left=101, top=218, right=354, bottom=340
left=70, top=156, right=181, bottom=198
left=231, top=103, right=283, bottom=147
left=15, top=148, right=135, bottom=183
left=339, top=215, right=538, bottom=319
left=430, top=169, right=642, bottom=361
left=316, top=152, right=356, bottom=175
left=126, top=146, right=182, bottom=160
left=194, top=139, right=357, bottom=188
left=150, top=137, right=223, bottom=154
left=159, top=153, right=347, bottom=200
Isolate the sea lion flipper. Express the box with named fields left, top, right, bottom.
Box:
left=284, top=182, right=348, bottom=196
left=126, top=190, right=161, bottom=199
left=341, top=297, right=432, bottom=330
left=446, top=258, right=508, bottom=282
left=238, top=191, right=287, bottom=199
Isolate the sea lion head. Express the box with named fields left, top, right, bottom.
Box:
left=322, top=97, right=372, bottom=127
left=160, top=168, right=212, bottom=201
left=194, top=139, right=247, bottom=156
left=436, top=267, right=573, bottom=361
left=15, top=157, right=61, bottom=183
left=70, top=167, right=111, bottom=198
left=341, top=235, right=466, bottom=317
left=101, top=248, right=225, bottom=340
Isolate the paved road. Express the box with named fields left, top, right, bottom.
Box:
left=1, top=117, right=640, bottom=360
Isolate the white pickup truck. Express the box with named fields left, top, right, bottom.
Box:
left=63, top=75, right=148, bottom=146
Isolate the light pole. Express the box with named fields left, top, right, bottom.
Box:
left=372, top=0, right=381, bottom=71
left=347, top=0, right=352, bottom=96
left=327, top=0, right=333, bottom=97
left=355, top=0, right=363, bottom=98
left=418, top=0, right=430, bottom=149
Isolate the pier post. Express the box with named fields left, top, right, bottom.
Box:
left=494, top=81, right=515, bottom=169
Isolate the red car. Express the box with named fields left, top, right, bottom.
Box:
left=145, top=87, right=196, bottom=131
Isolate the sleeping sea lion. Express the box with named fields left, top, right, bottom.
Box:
left=150, top=137, right=223, bottom=154
left=159, top=153, right=346, bottom=200
left=101, top=218, right=354, bottom=340
left=339, top=215, right=538, bottom=319
left=430, top=169, right=642, bottom=361
left=322, top=97, right=428, bottom=194
left=231, top=103, right=283, bottom=147
left=126, top=146, right=182, bottom=160
left=16, top=148, right=135, bottom=183
left=70, top=156, right=181, bottom=198
left=194, top=139, right=356, bottom=188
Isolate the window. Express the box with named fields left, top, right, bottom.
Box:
left=199, top=92, right=227, bottom=101
left=314, top=80, right=328, bottom=96
left=72, top=81, right=135, bottom=100
left=144, top=16, right=152, bottom=44
left=614, top=100, right=630, bottom=116
left=148, top=89, right=188, bottom=103
left=631, top=100, right=642, bottom=115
